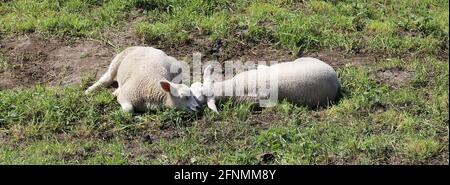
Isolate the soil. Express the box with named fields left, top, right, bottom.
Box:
left=0, top=35, right=377, bottom=90
left=376, top=68, right=414, bottom=89
left=0, top=35, right=115, bottom=89
left=0, top=17, right=384, bottom=90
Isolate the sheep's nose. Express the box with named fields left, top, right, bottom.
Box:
left=194, top=105, right=201, bottom=110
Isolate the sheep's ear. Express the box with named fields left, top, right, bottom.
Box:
left=203, top=65, right=214, bottom=86
left=206, top=98, right=218, bottom=113
left=159, top=80, right=172, bottom=93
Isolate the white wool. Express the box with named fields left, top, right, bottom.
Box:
left=196, top=57, right=341, bottom=109
left=85, top=46, right=199, bottom=112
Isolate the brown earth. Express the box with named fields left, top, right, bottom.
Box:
left=376, top=68, right=414, bottom=89
left=0, top=35, right=377, bottom=90
left=0, top=35, right=115, bottom=89
left=0, top=16, right=379, bottom=90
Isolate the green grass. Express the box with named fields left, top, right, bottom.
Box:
left=0, top=0, right=448, bottom=164
left=0, top=0, right=140, bottom=37
left=2, top=0, right=447, bottom=54
left=0, top=57, right=448, bottom=164
left=133, top=0, right=448, bottom=54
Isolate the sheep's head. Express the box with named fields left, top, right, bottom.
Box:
left=190, top=65, right=218, bottom=113
left=159, top=80, right=200, bottom=112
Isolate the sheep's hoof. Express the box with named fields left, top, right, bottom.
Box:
left=84, top=89, right=91, bottom=95
left=112, top=88, right=120, bottom=96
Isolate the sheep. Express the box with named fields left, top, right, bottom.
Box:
left=190, top=57, right=341, bottom=112
left=85, top=46, right=200, bottom=113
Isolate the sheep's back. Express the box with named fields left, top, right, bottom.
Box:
left=115, top=47, right=179, bottom=110
left=275, top=58, right=340, bottom=107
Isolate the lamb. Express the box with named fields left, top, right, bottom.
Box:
left=85, top=46, right=200, bottom=113
left=190, top=57, right=341, bottom=112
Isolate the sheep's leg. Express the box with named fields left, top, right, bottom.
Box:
left=85, top=48, right=130, bottom=95
left=112, top=88, right=120, bottom=97
left=85, top=71, right=116, bottom=94
left=117, top=94, right=134, bottom=113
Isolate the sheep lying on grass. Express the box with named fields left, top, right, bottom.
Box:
left=85, top=46, right=200, bottom=113
left=190, top=57, right=341, bottom=112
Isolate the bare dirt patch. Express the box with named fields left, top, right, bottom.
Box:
left=151, top=37, right=377, bottom=74
left=150, top=38, right=296, bottom=65
left=1, top=19, right=378, bottom=90
left=376, top=68, right=414, bottom=89
left=0, top=35, right=115, bottom=89
left=306, top=50, right=377, bottom=68
left=124, top=139, right=161, bottom=164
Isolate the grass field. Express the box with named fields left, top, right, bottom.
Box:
left=0, top=0, right=448, bottom=164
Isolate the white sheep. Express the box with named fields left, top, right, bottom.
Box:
left=85, top=46, right=200, bottom=113
left=190, top=57, right=341, bottom=112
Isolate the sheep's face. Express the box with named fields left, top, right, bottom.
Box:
left=190, top=82, right=207, bottom=104
left=189, top=65, right=218, bottom=113
left=190, top=82, right=217, bottom=113
left=159, top=80, right=200, bottom=112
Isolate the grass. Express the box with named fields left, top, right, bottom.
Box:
left=133, top=0, right=448, bottom=55
left=0, top=0, right=141, bottom=37
left=0, top=57, right=447, bottom=164
left=2, top=0, right=447, bottom=54
left=0, top=0, right=448, bottom=164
